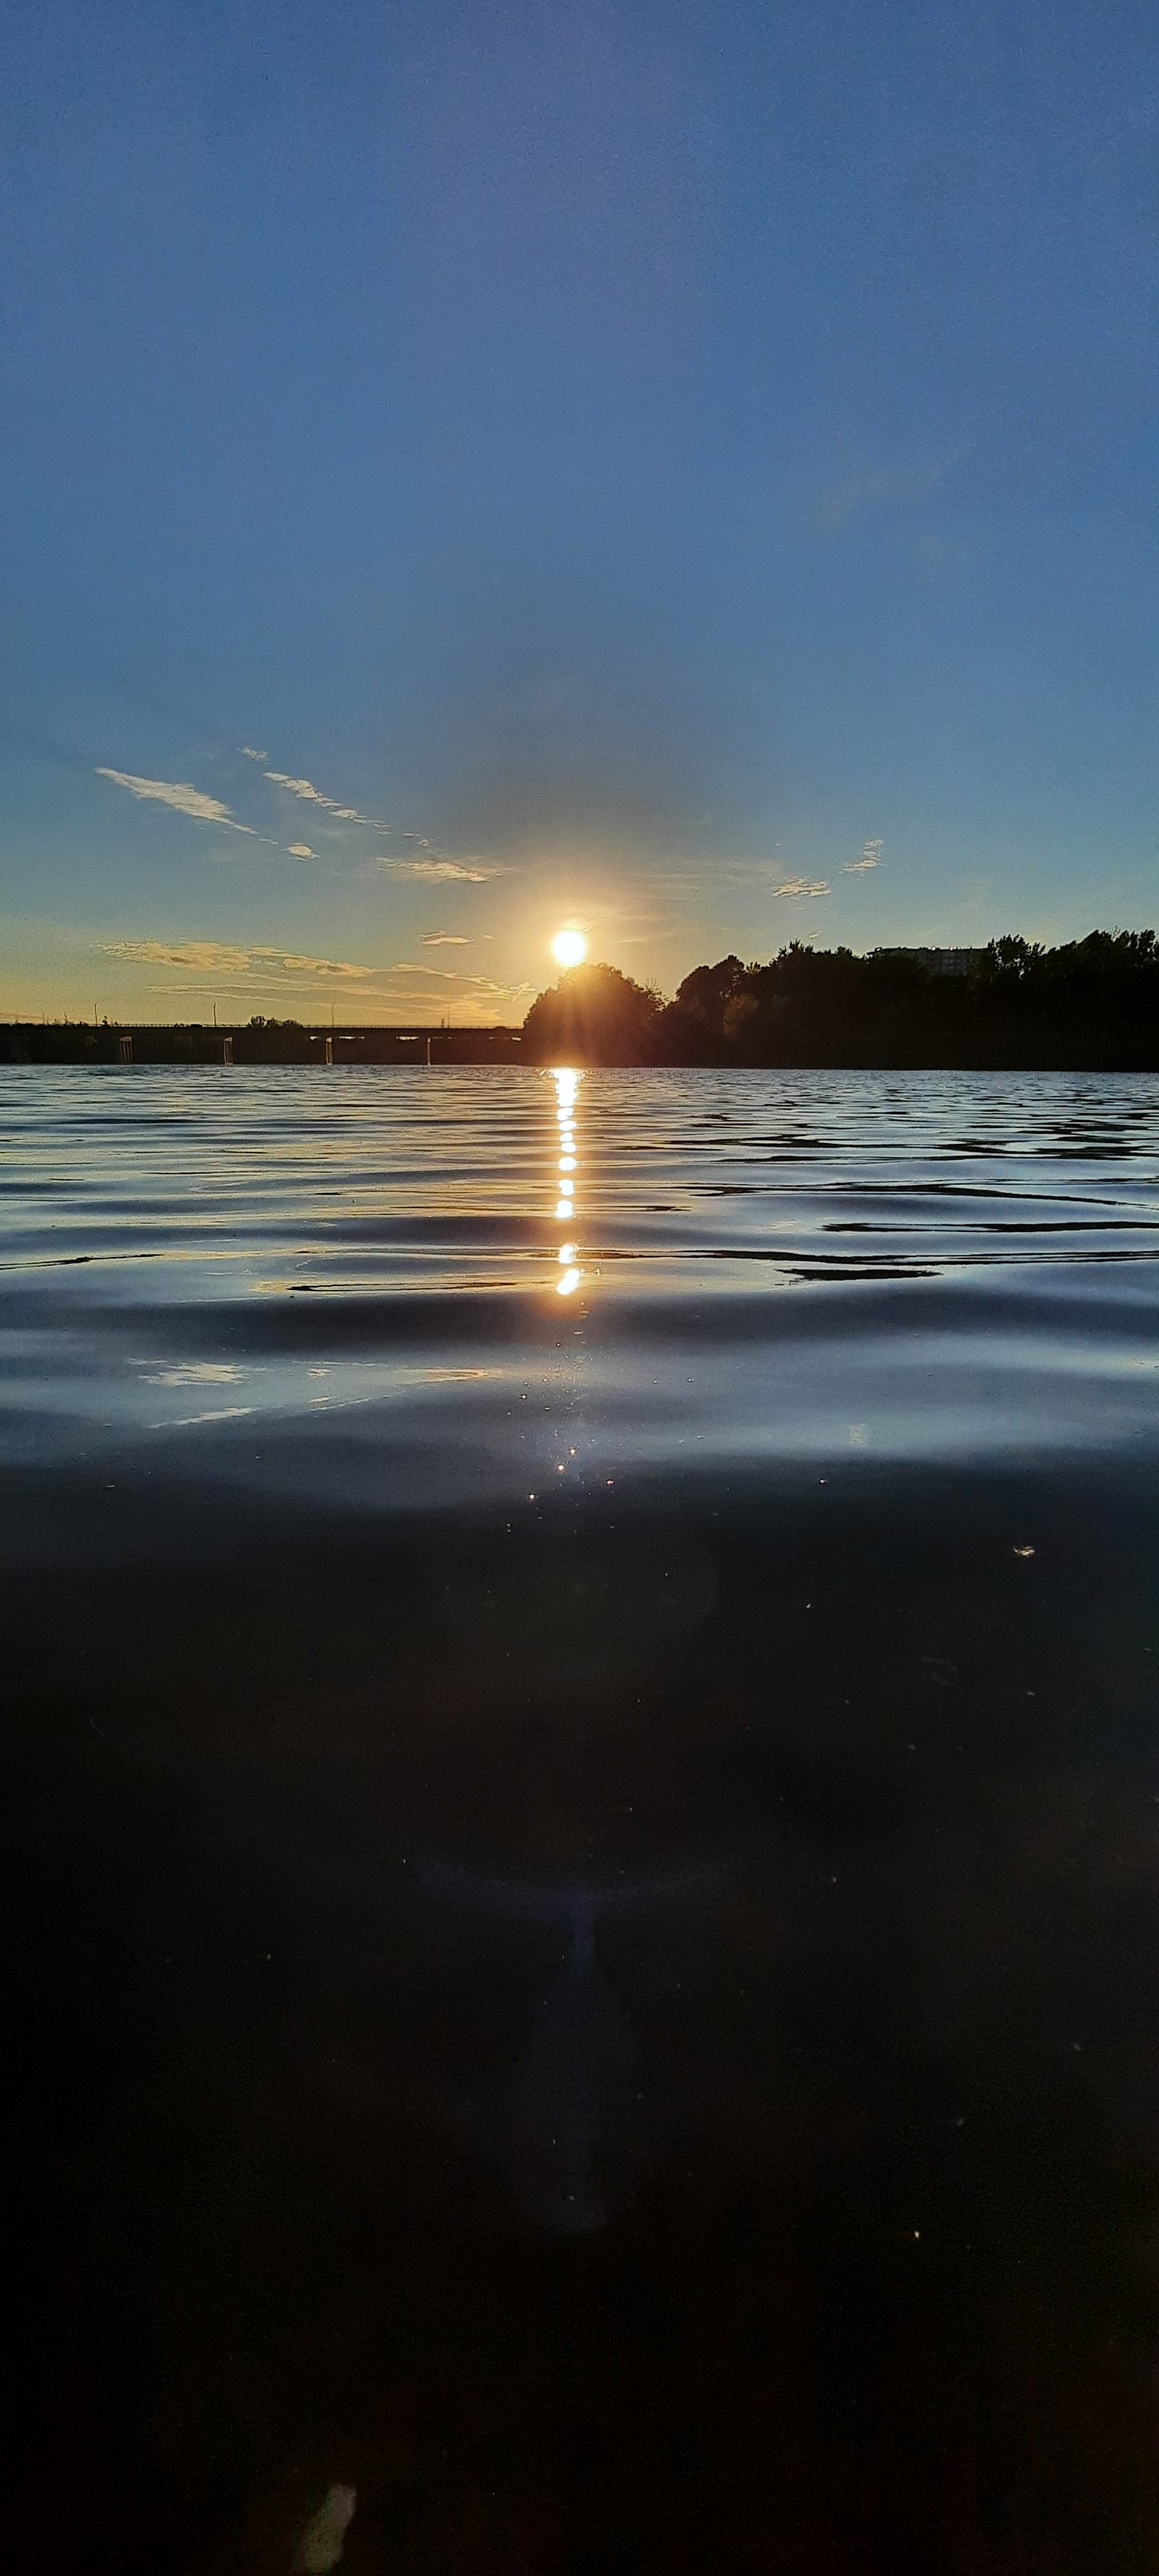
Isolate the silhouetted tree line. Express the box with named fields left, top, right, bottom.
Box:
left=521, top=934, right=1159, bottom=1069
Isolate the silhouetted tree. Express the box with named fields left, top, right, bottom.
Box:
left=658, top=956, right=747, bottom=1060
left=971, top=936, right=1044, bottom=987
left=521, top=962, right=665, bottom=1065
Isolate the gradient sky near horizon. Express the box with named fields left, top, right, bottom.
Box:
left=2, top=0, right=1157, bottom=1023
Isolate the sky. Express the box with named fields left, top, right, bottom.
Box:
left=2, top=0, right=1157, bottom=1023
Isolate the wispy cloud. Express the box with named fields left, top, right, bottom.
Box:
left=96, top=769, right=256, bottom=834
left=812, top=451, right=962, bottom=531
left=423, top=932, right=469, bottom=945
left=843, top=838, right=884, bottom=874
left=383, top=858, right=500, bottom=882
left=101, top=746, right=502, bottom=879
left=107, top=939, right=253, bottom=974
left=245, top=745, right=507, bottom=876
left=263, top=769, right=384, bottom=826
left=262, top=949, right=373, bottom=982
left=387, top=962, right=496, bottom=981
left=107, top=937, right=372, bottom=981
left=775, top=876, right=830, bottom=899
left=103, top=937, right=528, bottom=1020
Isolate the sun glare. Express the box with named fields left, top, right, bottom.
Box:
left=552, top=928, right=587, bottom=968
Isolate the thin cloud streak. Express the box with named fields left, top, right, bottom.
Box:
left=247, top=746, right=503, bottom=875
left=844, top=838, right=884, bottom=874
left=96, top=769, right=256, bottom=834
left=263, top=769, right=389, bottom=829
left=774, top=876, right=830, bottom=899
left=109, top=939, right=252, bottom=974
left=257, top=757, right=424, bottom=841
left=384, top=858, right=502, bottom=882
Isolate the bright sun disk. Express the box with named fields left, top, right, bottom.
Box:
left=552, top=929, right=587, bottom=968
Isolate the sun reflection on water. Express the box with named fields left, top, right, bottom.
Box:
left=550, top=1069, right=584, bottom=1305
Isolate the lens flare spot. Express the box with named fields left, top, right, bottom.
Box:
left=557, top=1267, right=582, bottom=1296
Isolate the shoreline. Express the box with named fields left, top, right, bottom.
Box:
left=4, top=1024, right=1159, bottom=1071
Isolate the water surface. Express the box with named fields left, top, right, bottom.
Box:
left=4, top=1067, right=1159, bottom=2572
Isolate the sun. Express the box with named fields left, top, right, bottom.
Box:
left=552, top=928, right=587, bottom=968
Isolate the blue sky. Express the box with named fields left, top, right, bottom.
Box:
left=2, top=0, right=1157, bottom=1020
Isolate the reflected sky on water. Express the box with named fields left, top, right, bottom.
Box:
left=2, top=1065, right=1159, bottom=1507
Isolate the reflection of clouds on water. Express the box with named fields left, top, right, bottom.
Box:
left=162, top=1405, right=253, bottom=1428
left=140, top=1362, right=242, bottom=1385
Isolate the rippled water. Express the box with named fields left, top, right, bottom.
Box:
left=4, top=1065, right=1159, bottom=1498
left=5, top=1066, right=1159, bottom=2572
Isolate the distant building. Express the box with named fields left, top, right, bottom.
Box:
left=871, top=946, right=985, bottom=978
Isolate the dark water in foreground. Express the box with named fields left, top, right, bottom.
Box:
left=4, top=1065, right=1159, bottom=2572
